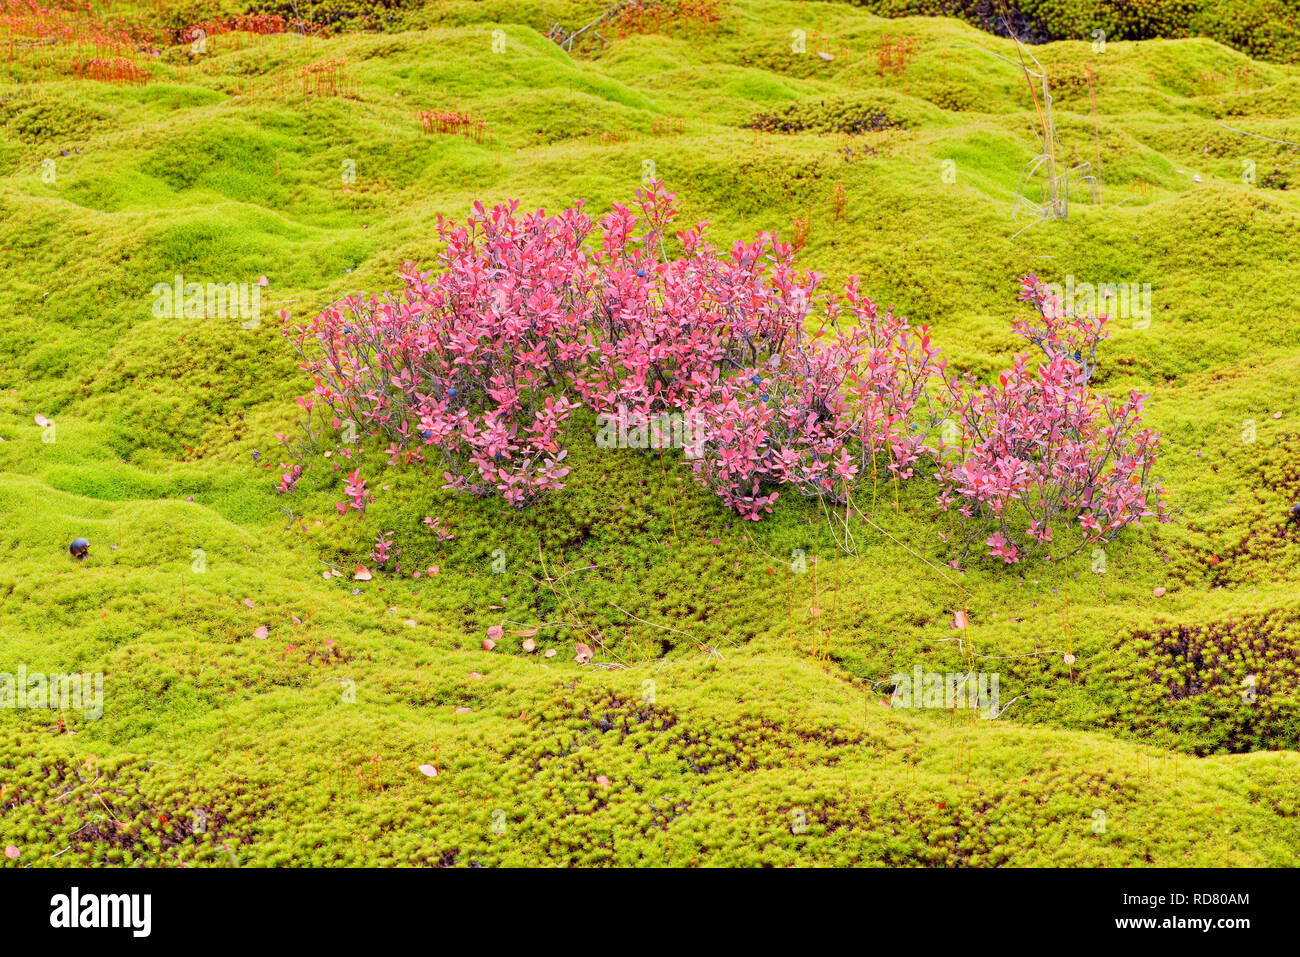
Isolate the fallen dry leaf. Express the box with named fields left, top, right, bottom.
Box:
left=482, top=638, right=497, bottom=652
left=252, top=625, right=269, bottom=640
left=3, top=845, right=18, bottom=860
left=544, top=649, right=556, bottom=659
left=575, top=642, right=592, bottom=664
left=353, top=564, right=372, bottom=581
left=417, top=764, right=438, bottom=778
left=522, top=637, right=536, bottom=653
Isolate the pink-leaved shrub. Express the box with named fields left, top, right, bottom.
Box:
left=283, top=187, right=1165, bottom=564
left=287, top=200, right=593, bottom=506
left=933, top=275, right=1166, bottom=563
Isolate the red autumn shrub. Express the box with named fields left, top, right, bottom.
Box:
left=576, top=188, right=809, bottom=420
left=839, top=279, right=946, bottom=482
left=283, top=188, right=1165, bottom=566
left=934, top=275, right=1166, bottom=564
left=286, top=199, right=594, bottom=506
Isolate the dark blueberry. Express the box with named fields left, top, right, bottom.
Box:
left=421, top=429, right=433, bottom=440
left=447, top=388, right=458, bottom=398
left=761, top=394, right=769, bottom=402
left=751, top=374, right=762, bottom=386
left=636, top=269, right=645, bottom=278
left=69, top=538, right=90, bottom=559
